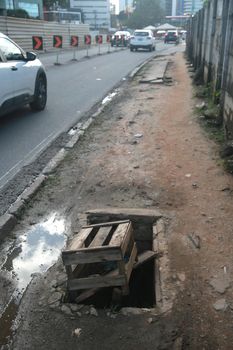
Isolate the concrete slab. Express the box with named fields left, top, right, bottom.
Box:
left=86, top=207, right=162, bottom=225
left=139, top=59, right=169, bottom=83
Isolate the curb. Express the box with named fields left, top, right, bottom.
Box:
left=0, top=214, right=17, bottom=241
left=0, top=54, right=164, bottom=241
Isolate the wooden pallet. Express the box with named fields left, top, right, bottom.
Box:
left=62, top=220, right=137, bottom=295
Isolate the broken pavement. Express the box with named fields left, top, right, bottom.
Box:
left=1, top=49, right=233, bottom=350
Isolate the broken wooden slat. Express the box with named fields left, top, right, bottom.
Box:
left=126, top=243, right=137, bottom=281
left=133, top=250, right=157, bottom=269
left=89, top=226, right=112, bottom=248
left=109, top=222, right=130, bottom=248
left=68, top=227, right=93, bottom=251
left=75, top=268, right=118, bottom=303
left=83, top=220, right=130, bottom=229
left=121, top=224, right=133, bottom=255
left=62, top=246, right=121, bottom=265
left=75, top=250, right=156, bottom=303
left=68, top=274, right=125, bottom=291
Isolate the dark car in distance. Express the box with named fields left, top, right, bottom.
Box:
left=164, top=31, right=179, bottom=44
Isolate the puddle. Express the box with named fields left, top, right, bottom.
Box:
left=0, top=213, right=67, bottom=347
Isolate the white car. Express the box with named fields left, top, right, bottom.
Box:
left=130, top=29, right=156, bottom=52
left=0, top=32, right=47, bottom=117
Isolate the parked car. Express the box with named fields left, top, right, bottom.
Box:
left=164, top=30, right=179, bottom=44
left=111, top=31, right=131, bottom=47
left=130, top=29, right=156, bottom=52
left=0, top=32, right=47, bottom=117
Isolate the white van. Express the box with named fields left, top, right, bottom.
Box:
left=130, top=29, right=156, bottom=52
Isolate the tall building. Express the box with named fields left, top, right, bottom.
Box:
left=164, top=0, right=172, bottom=16
left=70, top=0, right=111, bottom=29
left=183, top=0, right=203, bottom=14
left=166, top=0, right=203, bottom=16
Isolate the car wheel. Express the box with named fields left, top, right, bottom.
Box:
left=149, top=46, right=152, bottom=52
left=30, top=75, right=47, bottom=111
left=130, top=47, right=133, bottom=52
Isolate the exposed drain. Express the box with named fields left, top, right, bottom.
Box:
left=73, top=257, right=155, bottom=309
left=65, top=208, right=162, bottom=310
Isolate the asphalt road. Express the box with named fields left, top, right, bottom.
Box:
left=0, top=42, right=179, bottom=189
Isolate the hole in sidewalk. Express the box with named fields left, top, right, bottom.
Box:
left=66, top=222, right=156, bottom=309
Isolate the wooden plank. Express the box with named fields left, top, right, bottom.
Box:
left=68, top=274, right=125, bottom=291
left=109, top=222, right=129, bottom=248
left=65, top=265, right=73, bottom=279
left=133, top=250, right=157, bottom=269
left=67, top=227, right=93, bottom=251
left=75, top=269, right=118, bottom=303
left=75, top=250, right=153, bottom=303
left=89, top=226, right=112, bottom=247
left=83, top=220, right=130, bottom=228
left=86, top=207, right=162, bottom=225
left=121, top=223, right=133, bottom=256
left=117, top=260, right=129, bottom=295
left=62, top=246, right=121, bottom=265
left=126, top=243, right=137, bottom=281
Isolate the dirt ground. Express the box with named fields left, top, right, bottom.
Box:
left=4, top=50, right=233, bottom=349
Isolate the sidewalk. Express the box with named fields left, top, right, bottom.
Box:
left=7, top=50, right=233, bottom=350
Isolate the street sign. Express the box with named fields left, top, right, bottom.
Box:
left=70, top=36, right=79, bottom=47
left=32, top=36, right=43, bottom=50
left=95, top=35, right=103, bottom=44
left=106, top=35, right=111, bottom=43
left=53, top=35, right=62, bottom=49
left=84, top=35, right=91, bottom=45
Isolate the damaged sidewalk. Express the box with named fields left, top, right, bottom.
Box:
left=1, top=50, right=233, bottom=350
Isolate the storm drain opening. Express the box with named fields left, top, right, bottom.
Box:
left=63, top=208, right=163, bottom=310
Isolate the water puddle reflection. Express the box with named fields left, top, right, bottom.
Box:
left=0, top=213, right=67, bottom=347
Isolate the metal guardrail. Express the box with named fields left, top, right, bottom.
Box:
left=0, top=16, right=105, bottom=51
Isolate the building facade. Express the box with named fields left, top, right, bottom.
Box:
left=165, top=0, right=203, bottom=16
left=183, top=0, right=203, bottom=14
left=0, top=0, right=43, bottom=18
left=70, top=0, right=111, bottom=29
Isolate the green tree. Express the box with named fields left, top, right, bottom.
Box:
left=118, top=10, right=128, bottom=26
left=43, top=0, right=69, bottom=10
left=127, top=0, right=164, bottom=28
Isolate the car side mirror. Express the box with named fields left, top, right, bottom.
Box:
left=26, top=51, right=37, bottom=61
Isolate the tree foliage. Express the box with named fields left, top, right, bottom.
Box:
left=43, top=0, right=69, bottom=10
left=127, top=0, right=164, bottom=28
left=7, top=9, right=30, bottom=18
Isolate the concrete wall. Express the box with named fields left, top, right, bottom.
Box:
left=186, top=0, right=233, bottom=139
left=0, top=16, right=107, bottom=52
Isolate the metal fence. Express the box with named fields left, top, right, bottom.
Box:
left=0, top=16, right=105, bottom=52
left=186, top=0, right=233, bottom=139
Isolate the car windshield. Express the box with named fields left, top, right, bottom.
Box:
left=134, top=32, right=149, bottom=37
